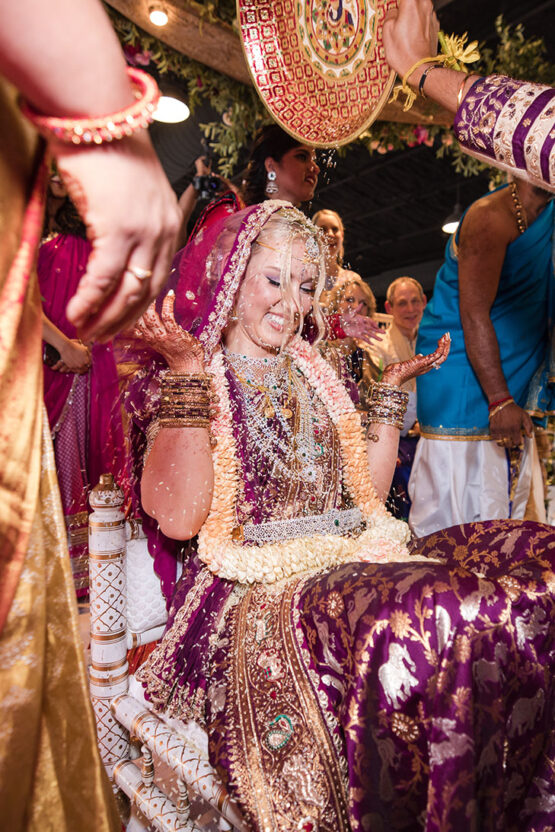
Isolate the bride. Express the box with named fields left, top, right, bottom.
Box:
left=126, top=201, right=554, bottom=832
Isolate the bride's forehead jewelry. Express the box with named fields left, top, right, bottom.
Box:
left=254, top=236, right=321, bottom=265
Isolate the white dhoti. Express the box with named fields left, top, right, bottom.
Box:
left=408, top=436, right=545, bottom=538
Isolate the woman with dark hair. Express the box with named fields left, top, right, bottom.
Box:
left=187, top=123, right=320, bottom=241
left=241, top=123, right=320, bottom=206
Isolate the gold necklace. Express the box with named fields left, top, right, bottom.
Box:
left=510, top=182, right=528, bottom=234
left=227, top=354, right=295, bottom=419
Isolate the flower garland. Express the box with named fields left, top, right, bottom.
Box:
left=197, top=342, right=411, bottom=584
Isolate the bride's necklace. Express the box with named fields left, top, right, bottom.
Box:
left=225, top=350, right=294, bottom=419
left=224, top=350, right=322, bottom=483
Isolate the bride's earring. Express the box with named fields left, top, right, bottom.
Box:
left=265, top=170, right=278, bottom=196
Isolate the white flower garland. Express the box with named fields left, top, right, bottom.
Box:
left=197, top=342, right=411, bottom=584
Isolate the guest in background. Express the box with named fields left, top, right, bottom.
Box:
left=323, top=272, right=380, bottom=407
left=187, top=123, right=320, bottom=243
left=313, top=208, right=355, bottom=288
left=370, top=276, right=427, bottom=518
left=370, top=276, right=426, bottom=431
left=40, top=179, right=130, bottom=596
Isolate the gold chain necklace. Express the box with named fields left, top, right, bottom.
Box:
left=227, top=354, right=295, bottom=419
left=510, top=182, right=528, bottom=235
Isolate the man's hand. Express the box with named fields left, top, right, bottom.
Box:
left=489, top=402, right=533, bottom=448
left=383, top=0, right=439, bottom=82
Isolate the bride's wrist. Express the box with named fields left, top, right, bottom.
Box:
left=168, top=361, right=204, bottom=374
left=380, top=370, right=402, bottom=387
left=166, top=353, right=205, bottom=374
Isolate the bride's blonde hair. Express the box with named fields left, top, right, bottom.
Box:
left=251, top=208, right=328, bottom=346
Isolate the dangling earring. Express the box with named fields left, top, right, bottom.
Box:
left=265, top=170, right=278, bottom=196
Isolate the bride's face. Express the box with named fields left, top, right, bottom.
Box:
left=223, top=236, right=317, bottom=357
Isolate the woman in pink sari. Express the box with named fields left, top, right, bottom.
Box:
left=39, top=187, right=129, bottom=595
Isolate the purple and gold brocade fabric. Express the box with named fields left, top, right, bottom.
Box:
left=455, top=75, right=555, bottom=190
left=139, top=516, right=555, bottom=831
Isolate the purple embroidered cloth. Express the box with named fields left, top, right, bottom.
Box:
left=138, top=519, right=555, bottom=831
left=454, top=75, right=555, bottom=190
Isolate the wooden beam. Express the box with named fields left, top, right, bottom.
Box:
left=106, top=0, right=251, bottom=84
left=107, top=0, right=452, bottom=126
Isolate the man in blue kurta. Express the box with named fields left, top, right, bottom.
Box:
left=409, top=179, right=553, bottom=536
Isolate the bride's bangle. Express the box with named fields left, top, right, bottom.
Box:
left=20, top=68, right=159, bottom=145
left=368, top=380, right=408, bottom=430
left=159, top=372, right=215, bottom=427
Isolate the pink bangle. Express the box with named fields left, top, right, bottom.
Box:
left=20, top=67, right=159, bottom=145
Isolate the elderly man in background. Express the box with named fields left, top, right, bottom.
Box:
left=409, top=178, right=553, bottom=537
left=370, top=276, right=427, bottom=517
left=371, top=276, right=426, bottom=433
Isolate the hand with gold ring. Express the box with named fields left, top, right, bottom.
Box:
left=59, top=130, right=181, bottom=343
left=489, top=401, right=533, bottom=449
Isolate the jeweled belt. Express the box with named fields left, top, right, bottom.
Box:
left=232, top=507, right=364, bottom=545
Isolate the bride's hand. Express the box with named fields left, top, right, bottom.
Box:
left=134, top=291, right=204, bottom=372
left=381, top=332, right=450, bottom=386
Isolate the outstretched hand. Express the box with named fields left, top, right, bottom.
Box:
left=134, top=292, right=205, bottom=373
left=382, top=332, right=450, bottom=387
left=59, top=130, right=181, bottom=342
left=340, top=310, right=384, bottom=345
left=382, top=0, right=439, bottom=81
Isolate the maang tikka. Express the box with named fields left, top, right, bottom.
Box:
left=265, top=170, right=278, bottom=196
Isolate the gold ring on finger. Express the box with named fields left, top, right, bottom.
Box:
left=126, top=266, right=153, bottom=281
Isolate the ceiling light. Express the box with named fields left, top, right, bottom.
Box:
left=153, top=95, right=190, bottom=124
left=149, top=6, right=168, bottom=26
left=441, top=202, right=463, bottom=234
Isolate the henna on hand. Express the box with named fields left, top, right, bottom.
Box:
left=382, top=332, right=450, bottom=386
left=134, top=292, right=205, bottom=372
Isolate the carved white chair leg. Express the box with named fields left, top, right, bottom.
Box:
left=176, top=778, right=190, bottom=826
left=141, top=744, right=155, bottom=786
left=89, top=474, right=129, bottom=782
left=114, top=760, right=201, bottom=832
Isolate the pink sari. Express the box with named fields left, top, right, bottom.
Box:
left=38, top=233, right=129, bottom=595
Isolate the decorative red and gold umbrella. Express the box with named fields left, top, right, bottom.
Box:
left=237, top=0, right=399, bottom=147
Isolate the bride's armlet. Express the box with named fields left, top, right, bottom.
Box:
left=141, top=426, right=214, bottom=540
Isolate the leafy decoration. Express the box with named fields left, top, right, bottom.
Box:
left=106, top=7, right=554, bottom=181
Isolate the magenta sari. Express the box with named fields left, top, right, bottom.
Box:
left=39, top=233, right=129, bottom=595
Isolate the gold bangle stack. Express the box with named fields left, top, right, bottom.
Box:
left=368, top=381, right=409, bottom=430
left=159, top=372, right=214, bottom=429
